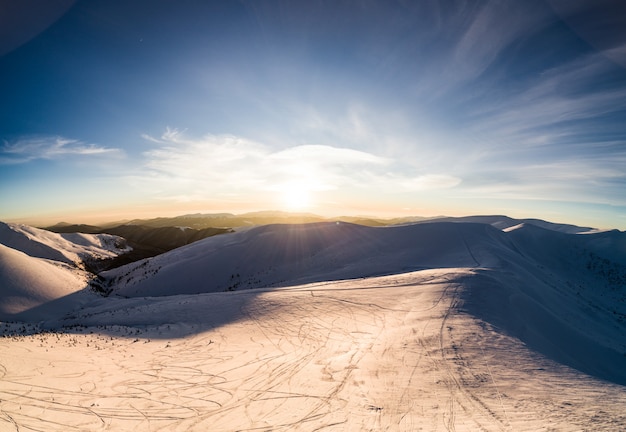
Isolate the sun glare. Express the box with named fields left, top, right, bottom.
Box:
left=281, top=183, right=312, bottom=211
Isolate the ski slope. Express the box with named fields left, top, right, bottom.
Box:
left=1, top=217, right=625, bottom=430
left=2, top=270, right=626, bottom=431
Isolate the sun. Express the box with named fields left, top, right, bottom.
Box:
left=281, top=183, right=312, bottom=211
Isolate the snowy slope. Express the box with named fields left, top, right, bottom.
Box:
left=0, top=221, right=130, bottom=268
left=0, top=243, right=94, bottom=321
left=461, top=224, right=626, bottom=382
left=105, top=221, right=508, bottom=297
left=0, top=221, right=129, bottom=321
left=1, top=217, right=626, bottom=430
left=105, top=220, right=623, bottom=299
left=0, top=268, right=626, bottom=432
left=3, top=270, right=625, bottom=431
left=99, top=220, right=626, bottom=384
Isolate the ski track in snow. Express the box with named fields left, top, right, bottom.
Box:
left=1, top=270, right=625, bottom=431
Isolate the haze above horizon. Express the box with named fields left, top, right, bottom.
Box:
left=1, top=0, right=625, bottom=230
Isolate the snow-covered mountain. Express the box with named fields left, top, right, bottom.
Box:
left=421, top=214, right=598, bottom=233
left=1, top=216, right=625, bottom=430
left=98, top=220, right=626, bottom=382
left=104, top=221, right=495, bottom=296
left=105, top=220, right=624, bottom=298
left=0, top=221, right=131, bottom=320
left=0, top=221, right=130, bottom=268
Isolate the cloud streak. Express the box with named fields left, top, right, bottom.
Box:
left=0, top=137, right=123, bottom=164
left=136, top=129, right=461, bottom=206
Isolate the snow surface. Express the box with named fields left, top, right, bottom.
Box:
left=1, top=218, right=625, bottom=430
left=0, top=222, right=131, bottom=268
left=0, top=243, right=94, bottom=321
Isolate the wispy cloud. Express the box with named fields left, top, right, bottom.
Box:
left=467, top=52, right=626, bottom=140
left=440, top=36, right=626, bottom=209
left=0, top=136, right=123, bottom=164
left=459, top=152, right=626, bottom=207
left=449, top=1, right=549, bottom=85
left=135, top=129, right=461, bottom=205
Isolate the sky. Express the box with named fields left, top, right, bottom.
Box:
left=1, top=0, right=626, bottom=229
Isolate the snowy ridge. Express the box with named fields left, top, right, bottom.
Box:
left=422, top=214, right=596, bottom=233
left=0, top=221, right=130, bottom=268
left=105, top=220, right=624, bottom=298
left=105, top=221, right=506, bottom=296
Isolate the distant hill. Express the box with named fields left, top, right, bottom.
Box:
left=90, top=212, right=596, bottom=232
left=104, top=221, right=623, bottom=298
left=421, top=215, right=596, bottom=234
left=123, top=212, right=327, bottom=229
left=0, top=222, right=130, bottom=269
left=43, top=223, right=232, bottom=271
left=45, top=223, right=104, bottom=234
left=96, top=212, right=449, bottom=230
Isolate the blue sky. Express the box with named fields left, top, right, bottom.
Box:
left=1, top=0, right=625, bottom=229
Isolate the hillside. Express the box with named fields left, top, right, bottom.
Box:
left=1, top=216, right=625, bottom=430
left=104, top=221, right=499, bottom=296
left=0, top=244, right=94, bottom=320
left=104, top=220, right=622, bottom=298
left=99, top=220, right=626, bottom=383
left=0, top=221, right=130, bottom=269
left=422, top=215, right=596, bottom=234
left=44, top=223, right=232, bottom=270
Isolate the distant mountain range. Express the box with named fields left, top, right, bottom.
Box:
left=46, top=211, right=443, bottom=231
left=40, top=212, right=596, bottom=272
